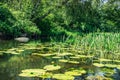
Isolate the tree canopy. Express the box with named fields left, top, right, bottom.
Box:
left=0, top=0, right=120, bottom=40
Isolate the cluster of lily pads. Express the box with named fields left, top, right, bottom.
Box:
left=19, top=65, right=87, bottom=80
left=0, top=42, right=120, bottom=80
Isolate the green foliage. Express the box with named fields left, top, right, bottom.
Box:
left=0, top=0, right=120, bottom=40
left=13, top=20, right=41, bottom=37
left=0, top=3, right=41, bottom=39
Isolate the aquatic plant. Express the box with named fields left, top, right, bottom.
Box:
left=19, top=69, right=46, bottom=77
left=65, top=69, right=86, bottom=76
left=43, top=65, right=61, bottom=71
left=86, top=75, right=111, bottom=80
left=53, top=74, right=74, bottom=80
left=67, top=61, right=79, bottom=64
left=93, top=63, right=104, bottom=67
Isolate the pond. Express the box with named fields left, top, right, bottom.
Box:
left=0, top=40, right=120, bottom=80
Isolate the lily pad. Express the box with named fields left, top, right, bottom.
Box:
left=56, top=53, right=73, bottom=56
left=77, top=55, right=93, bottom=58
left=43, top=65, right=61, bottom=71
left=32, top=53, right=55, bottom=57
left=40, top=72, right=53, bottom=79
left=101, top=68, right=115, bottom=77
left=93, top=63, right=104, bottom=67
left=104, top=64, right=117, bottom=68
left=117, top=65, right=120, bottom=70
left=113, top=60, right=120, bottom=63
left=53, top=74, right=74, bottom=80
left=99, top=58, right=112, bottom=62
left=65, top=69, right=86, bottom=76
left=52, top=56, right=61, bottom=59
left=19, top=69, right=46, bottom=77
left=59, top=59, right=68, bottom=63
left=4, top=51, right=19, bottom=55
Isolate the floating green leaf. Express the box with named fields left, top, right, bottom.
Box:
left=19, top=69, right=46, bottom=77
left=43, top=65, right=61, bottom=71
left=53, top=74, right=74, bottom=80
left=56, top=53, right=73, bottom=56
left=93, top=63, right=104, bottom=67
left=65, top=69, right=86, bottom=76
left=32, top=53, right=55, bottom=57
left=59, top=59, right=68, bottom=63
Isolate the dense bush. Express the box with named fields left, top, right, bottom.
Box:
left=0, top=3, right=41, bottom=39
left=0, top=0, right=120, bottom=40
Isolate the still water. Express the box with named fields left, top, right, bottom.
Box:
left=0, top=40, right=120, bottom=80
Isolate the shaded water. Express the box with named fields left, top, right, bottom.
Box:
left=0, top=40, right=120, bottom=80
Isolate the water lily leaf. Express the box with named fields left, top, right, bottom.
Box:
left=93, top=63, right=104, bottom=67
left=53, top=74, right=74, bottom=80
left=59, top=59, right=68, bottom=63
left=99, top=58, right=112, bottom=62
left=43, top=65, right=61, bottom=71
left=19, top=69, right=46, bottom=77
left=117, top=65, right=120, bottom=70
left=40, top=72, right=53, bottom=78
left=65, top=69, right=86, bottom=76
left=32, top=53, right=55, bottom=57
left=56, top=53, right=73, bottom=56
left=104, top=64, right=117, bottom=68
left=101, top=68, right=115, bottom=77
left=4, top=51, right=19, bottom=55
left=113, top=60, right=120, bottom=63
left=77, top=55, right=93, bottom=58
left=52, top=56, right=61, bottom=59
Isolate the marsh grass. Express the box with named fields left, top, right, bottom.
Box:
left=54, top=32, right=120, bottom=60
